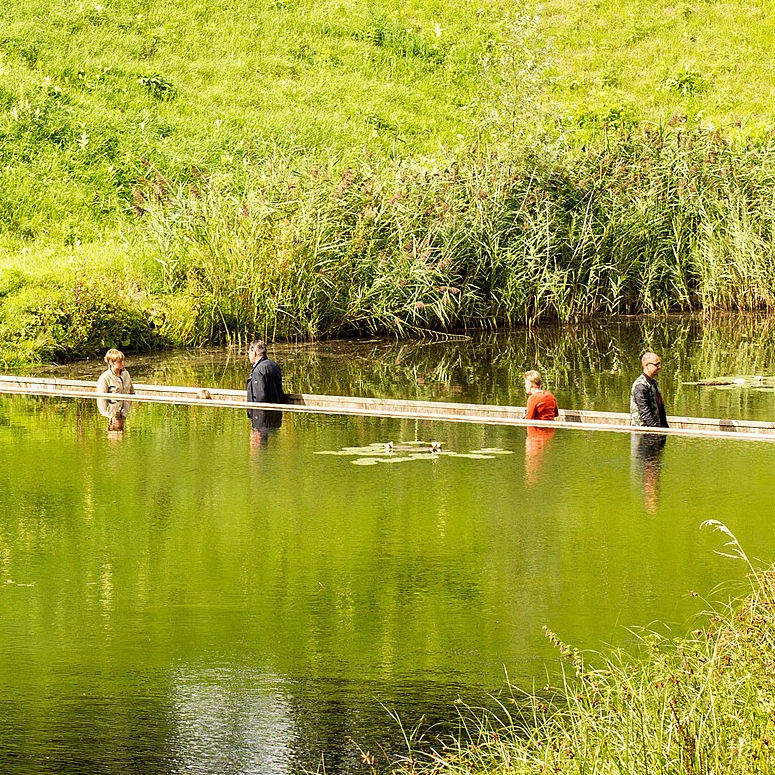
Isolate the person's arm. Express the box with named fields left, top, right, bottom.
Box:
left=276, top=366, right=285, bottom=403
left=123, top=373, right=134, bottom=416
left=524, top=393, right=538, bottom=420
left=96, top=373, right=111, bottom=417
left=251, top=366, right=269, bottom=403
left=246, top=372, right=255, bottom=418
left=633, top=382, right=658, bottom=427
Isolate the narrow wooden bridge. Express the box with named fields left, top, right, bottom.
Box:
left=1, top=374, right=773, bottom=442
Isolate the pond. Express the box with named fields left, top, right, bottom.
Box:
left=2, top=315, right=775, bottom=774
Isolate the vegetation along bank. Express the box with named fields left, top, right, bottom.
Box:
left=2, top=0, right=775, bottom=364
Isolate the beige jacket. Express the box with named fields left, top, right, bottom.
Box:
left=96, top=368, right=135, bottom=419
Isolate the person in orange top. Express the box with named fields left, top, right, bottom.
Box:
left=523, top=370, right=559, bottom=421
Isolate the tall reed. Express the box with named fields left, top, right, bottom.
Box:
left=136, top=127, right=775, bottom=346
left=5, top=126, right=775, bottom=364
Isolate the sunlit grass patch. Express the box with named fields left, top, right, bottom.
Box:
left=542, top=0, right=775, bottom=137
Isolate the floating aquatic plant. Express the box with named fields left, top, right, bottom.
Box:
left=685, top=374, right=775, bottom=390
left=318, top=440, right=508, bottom=466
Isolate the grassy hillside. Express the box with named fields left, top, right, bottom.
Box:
left=543, top=0, right=775, bottom=136
left=3, top=0, right=773, bottom=247
left=0, top=0, right=504, bottom=246
left=2, top=0, right=775, bottom=363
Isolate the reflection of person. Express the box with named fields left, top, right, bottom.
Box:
left=631, top=433, right=666, bottom=513
left=630, top=352, right=668, bottom=427
left=525, top=425, right=555, bottom=486
left=247, top=340, right=285, bottom=442
left=522, top=371, right=558, bottom=485
left=523, top=370, right=559, bottom=420
left=96, top=348, right=135, bottom=432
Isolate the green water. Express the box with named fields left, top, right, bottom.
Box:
left=3, top=317, right=775, bottom=774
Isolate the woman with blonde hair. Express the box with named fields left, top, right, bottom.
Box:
left=96, top=348, right=135, bottom=431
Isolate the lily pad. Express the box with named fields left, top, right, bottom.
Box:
left=685, top=375, right=775, bottom=389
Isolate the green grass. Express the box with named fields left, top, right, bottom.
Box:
left=4, top=0, right=775, bottom=247
left=542, top=0, right=775, bottom=138
left=384, top=523, right=775, bottom=775
left=0, top=0, right=503, bottom=248
left=3, top=0, right=775, bottom=363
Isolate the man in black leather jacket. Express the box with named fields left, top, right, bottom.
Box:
left=630, top=351, right=668, bottom=427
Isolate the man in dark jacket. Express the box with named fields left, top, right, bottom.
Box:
left=247, top=340, right=285, bottom=438
left=630, top=351, right=668, bottom=427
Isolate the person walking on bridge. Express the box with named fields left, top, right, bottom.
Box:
left=523, top=370, right=559, bottom=421
left=96, top=348, right=135, bottom=432
left=630, top=351, right=668, bottom=428
left=247, top=340, right=285, bottom=442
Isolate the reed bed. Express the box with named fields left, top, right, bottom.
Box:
left=384, top=523, right=775, bottom=775
left=134, top=127, right=775, bottom=345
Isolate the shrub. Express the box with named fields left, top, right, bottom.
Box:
left=0, top=277, right=165, bottom=363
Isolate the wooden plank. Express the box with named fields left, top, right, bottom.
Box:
left=0, top=374, right=774, bottom=441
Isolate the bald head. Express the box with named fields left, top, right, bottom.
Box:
left=641, top=351, right=662, bottom=377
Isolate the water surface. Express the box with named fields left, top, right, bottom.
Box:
left=2, top=316, right=775, bottom=773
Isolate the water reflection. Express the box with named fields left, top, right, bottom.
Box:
left=42, top=313, right=775, bottom=422
left=170, top=669, right=296, bottom=775
left=250, top=411, right=283, bottom=456
left=631, top=434, right=667, bottom=514
left=250, top=427, right=279, bottom=454
left=5, top=315, right=775, bottom=773
left=524, top=427, right=556, bottom=486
